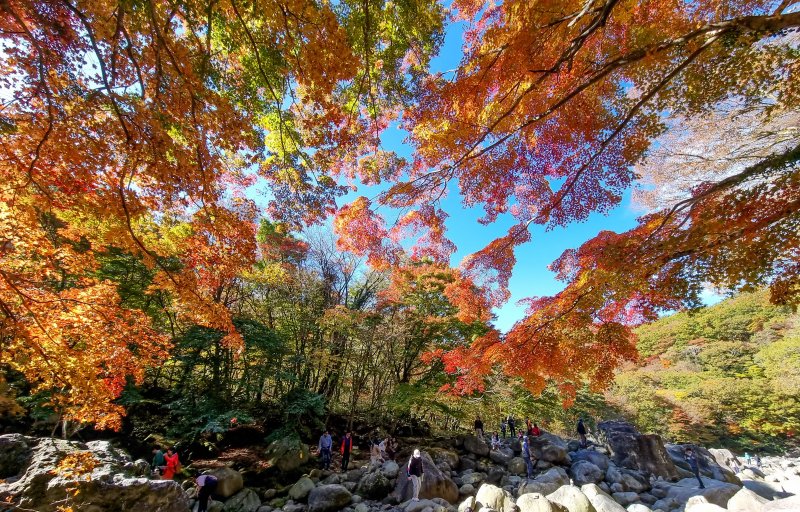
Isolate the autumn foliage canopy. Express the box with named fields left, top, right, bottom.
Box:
left=1, top=0, right=799, bottom=427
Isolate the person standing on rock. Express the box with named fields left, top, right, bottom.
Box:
left=501, top=419, right=507, bottom=438
left=755, top=453, right=762, bottom=469
left=151, top=445, right=165, bottom=476
left=744, top=452, right=752, bottom=466
left=474, top=416, right=484, bottom=441
left=577, top=417, right=587, bottom=448
left=340, top=431, right=353, bottom=472
left=161, top=446, right=180, bottom=480
left=521, top=435, right=537, bottom=480
left=318, top=429, right=333, bottom=470
left=507, top=415, right=516, bottom=438
left=196, top=474, right=218, bottom=512
left=531, top=423, right=541, bottom=437
left=684, top=448, right=705, bottom=489
left=406, top=448, right=425, bottom=502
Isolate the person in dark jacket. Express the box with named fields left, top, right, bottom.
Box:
left=151, top=445, right=165, bottom=474
left=507, top=415, right=516, bottom=438
left=340, top=432, right=353, bottom=472
left=500, top=420, right=507, bottom=438
left=318, top=430, right=333, bottom=470
left=577, top=418, right=587, bottom=448
left=407, top=449, right=425, bottom=501
left=474, top=416, right=484, bottom=441
left=196, top=474, right=218, bottom=512
left=684, top=448, right=705, bottom=489
left=521, top=435, right=538, bottom=479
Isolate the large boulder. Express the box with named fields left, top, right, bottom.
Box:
left=264, top=438, right=310, bottom=473
left=475, top=483, right=517, bottom=512
left=0, top=434, right=32, bottom=478
left=653, top=478, right=740, bottom=509
left=289, top=477, right=316, bottom=501
left=595, top=422, right=678, bottom=480
left=727, top=487, right=768, bottom=512
left=531, top=434, right=569, bottom=465
left=509, top=458, right=528, bottom=475
left=763, top=495, right=800, bottom=511
left=490, top=447, right=515, bottom=466
left=357, top=469, right=393, bottom=500
left=517, top=493, right=557, bottom=512
left=222, top=488, right=261, bottom=512
left=518, top=467, right=570, bottom=497
left=604, top=466, right=649, bottom=493
left=464, top=436, right=491, bottom=457
left=571, top=451, right=610, bottom=472
left=740, top=478, right=788, bottom=500
left=430, top=448, right=461, bottom=469
left=665, top=445, right=740, bottom=485
left=391, top=451, right=459, bottom=503
left=382, top=460, right=401, bottom=478
left=210, top=467, right=245, bottom=498
left=580, top=484, right=627, bottom=512
left=308, top=484, right=352, bottom=512
left=546, top=485, right=596, bottom=512
left=570, top=461, right=604, bottom=486
left=0, top=436, right=188, bottom=512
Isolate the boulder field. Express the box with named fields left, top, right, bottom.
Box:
left=0, top=421, right=798, bottom=512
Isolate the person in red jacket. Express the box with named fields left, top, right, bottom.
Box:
left=161, top=447, right=180, bottom=480
left=531, top=423, right=541, bottom=437
left=340, top=432, right=353, bottom=472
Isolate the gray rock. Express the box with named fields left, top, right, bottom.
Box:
left=382, top=461, right=401, bottom=479
left=459, top=496, right=476, bottom=512
left=357, top=470, right=393, bottom=500
left=488, top=467, right=506, bottom=486
left=530, top=435, right=569, bottom=465
left=571, top=451, right=610, bottom=472
left=0, top=434, right=32, bottom=478
left=570, top=461, right=604, bottom=486
left=655, top=478, right=740, bottom=509
left=610, top=492, right=638, bottom=507
left=265, top=438, right=311, bottom=473
left=465, top=437, right=491, bottom=458
left=664, top=445, right=740, bottom=485
left=509, top=458, right=527, bottom=476
left=223, top=488, right=262, bottom=512
left=595, top=422, right=678, bottom=481
left=604, top=467, right=649, bottom=493
left=0, top=436, right=188, bottom=512
left=355, top=504, right=370, bottom=512
left=284, top=504, right=308, bottom=512
left=651, top=497, right=679, bottom=512
left=580, top=484, right=626, bottom=512
left=460, top=483, right=476, bottom=496
left=546, top=485, right=595, bottom=512
left=474, top=483, right=516, bottom=512
left=727, top=487, right=768, bottom=512
left=517, top=493, right=556, bottom=512
left=518, top=468, right=570, bottom=497
left=685, top=496, right=727, bottom=512
left=762, top=495, right=800, bottom=511
left=490, top=448, right=515, bottom=466
left=308, top=485, right=352, bottom=512
left=211, top=467, right=245, bottom=498
left=290, top=477, right=316, bottom=501
left=625, top=506, right=651, bottom=512
left=462, top=473, right=487, bottom=486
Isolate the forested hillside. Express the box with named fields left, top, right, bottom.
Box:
left=607, top=290, right=800, bottom=452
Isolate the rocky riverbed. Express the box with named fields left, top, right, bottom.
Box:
left=0, top=421, right=798, bottom=512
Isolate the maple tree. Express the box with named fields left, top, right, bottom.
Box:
left=333, top=0, right=800, bottom=401
left=0, top=0, right=444, bottom=431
